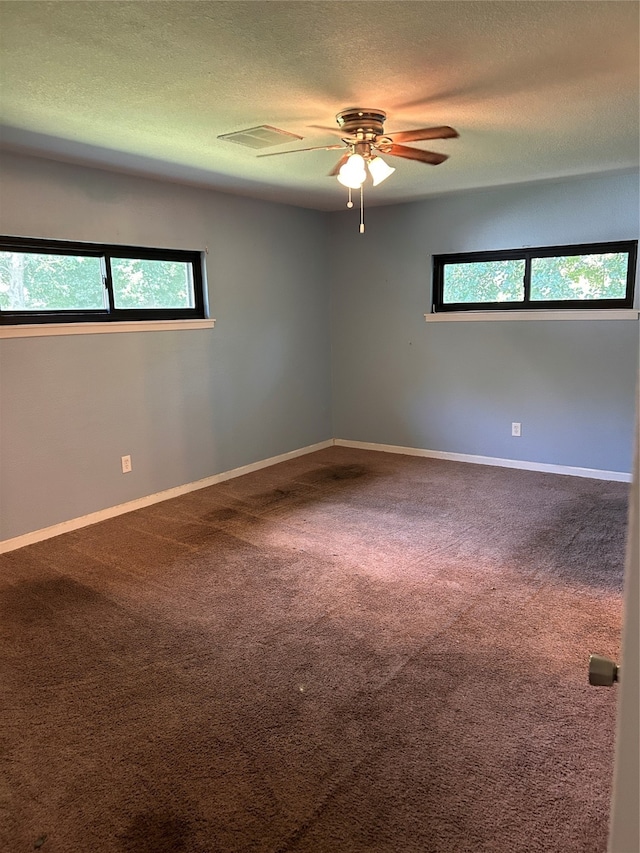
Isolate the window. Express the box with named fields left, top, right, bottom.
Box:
left=0, top=237, right=206, bottom=325
left=432, top=241, right=637, bottom=312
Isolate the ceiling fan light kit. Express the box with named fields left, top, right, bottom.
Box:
left=367, top=156, right=396, bottom=186
left=257, top=107, right=458, bottom=233
left=337, top=153, right=367, bottom=189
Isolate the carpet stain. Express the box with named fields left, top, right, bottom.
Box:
left=299, top=464, right=370, bottom=485
left=0, top=576, right=114, bottom=623
left=202, top=505, right=254, bottom=525
left=118, top=813, right=193, bottom=852
left=327, top=464, right=368, bottom=480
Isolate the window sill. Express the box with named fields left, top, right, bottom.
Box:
left=0, top=318, right=216, bottom=339
left=424, top=310, right=639, bottom=323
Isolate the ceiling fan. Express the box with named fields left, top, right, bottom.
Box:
left=258, top=107, right=458, bottom=232
left=258, top=107, right=458, bottom=185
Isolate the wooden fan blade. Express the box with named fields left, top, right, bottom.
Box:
left=257, top=144, right=345, bottom=158
left=388, top=125, right=459, bottom=143
left=386, top=144, right=449, bottom=165
left=328, top=153, right=350, bottom=177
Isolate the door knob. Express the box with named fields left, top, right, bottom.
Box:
left=589, top=654, right=620, bottom=686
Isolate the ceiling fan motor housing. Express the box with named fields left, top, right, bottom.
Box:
left=336, top=108, right=387, bottom=137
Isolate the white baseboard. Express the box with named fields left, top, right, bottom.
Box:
left=0, top=439, right=333, bottom=555
left=334, top=439, right=632, bottom=483
left=2, top=436, right=630, bottom=554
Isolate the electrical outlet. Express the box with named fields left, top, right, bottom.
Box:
left=121, top=454, right=132, bottom=473
left=511, top=422, right=521, bottom=437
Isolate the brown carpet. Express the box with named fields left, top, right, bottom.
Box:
left=0, top=447, right=628, bottom=853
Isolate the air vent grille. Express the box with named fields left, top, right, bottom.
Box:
left=217, top=125, right=302, bottom=149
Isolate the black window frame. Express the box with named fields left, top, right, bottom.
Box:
left=432, top=240, right=638, bottom=313
left=0, top=236, right=206, bottom=325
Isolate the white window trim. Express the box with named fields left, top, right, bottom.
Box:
left=0, top=318, right=216, bottom=339
left=424, top=310, right=639, bottom=323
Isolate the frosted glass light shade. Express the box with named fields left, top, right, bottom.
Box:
left=337, top=154, right=366, bottom=189
left=367, top=156, right=395, bottom=186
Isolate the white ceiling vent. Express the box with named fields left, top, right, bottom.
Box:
left=217, top=125, right=303, bottom=149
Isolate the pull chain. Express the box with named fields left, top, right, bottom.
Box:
left=359, top=184, right=365, bottom=233
left=346, top=187, right=353, bottom=209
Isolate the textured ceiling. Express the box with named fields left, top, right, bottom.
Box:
left=0, top=1, right=638, bottom=211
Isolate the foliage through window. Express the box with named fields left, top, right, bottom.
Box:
left=432, top=242, right=637, bottom=312
left=0, top=237, right=205, bottom=324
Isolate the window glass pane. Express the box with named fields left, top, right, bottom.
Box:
left=530, top=253, right=629, bottom=301
left=111, top=258, right=194, bottom=309
left=443, top=259, right=525, bottom=303
left=0, top=252, right=105, bottom=310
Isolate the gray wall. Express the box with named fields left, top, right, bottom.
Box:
left=0, top=153, right=332, bottom=540
left=329, top=171, right=639, bottom=473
